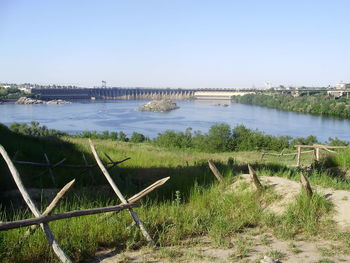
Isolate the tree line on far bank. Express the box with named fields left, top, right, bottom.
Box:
left=0, top=87, right=36, bottom=100
left=232, top=93, right=350, bottom=119
left=4, top=121, right=349, bottom=153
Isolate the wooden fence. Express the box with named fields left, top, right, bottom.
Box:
left=11, top=150, right=130, bottom=186
left=295, top=144, right=348, bottom=167
left=0, top=140, right=170, bottom=263
left=261, top=144, right=349, bottom=167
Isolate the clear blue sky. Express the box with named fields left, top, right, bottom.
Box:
left=0, top=0, right=349, bottom=88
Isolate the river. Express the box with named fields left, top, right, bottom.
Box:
left=1, top=100, right=349, bottom=142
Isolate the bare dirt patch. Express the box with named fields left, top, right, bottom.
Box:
left=87, top=234, right=350, bottom=263
left=231, top=174, right=350, bottom=230
left=87, top=175, right=350, bottom=263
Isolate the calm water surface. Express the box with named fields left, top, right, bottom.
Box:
left=1, top=100, right=349, bottom=142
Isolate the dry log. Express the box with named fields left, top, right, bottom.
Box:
left=300, top=173, right=313, bottom=198
left=248, top=164, right=263, bottom=191
left=89, top=139, right=154, bottom=245
left=208, top=160, right=223, bottom=182
left=0, top=144, right=71, bottom=263
left=0, top=203, right=139, bottom=231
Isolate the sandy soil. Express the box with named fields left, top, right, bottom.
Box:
left=231, top=174, right=350, bottom=230
left=87, top=175, right=350, bottom=263
left=87, top=234, right=350, bottom=263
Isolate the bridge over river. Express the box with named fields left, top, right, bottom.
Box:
left=31, top=88, right=259, bottom=100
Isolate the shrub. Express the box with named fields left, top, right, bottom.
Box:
left=130, top=132, right=146, bottom=143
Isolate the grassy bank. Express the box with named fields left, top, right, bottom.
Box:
left=0, top=176, right=338, bottom=263
left=1, top=127, right=350, bottom=262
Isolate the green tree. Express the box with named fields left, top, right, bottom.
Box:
left=130, top=132, right=146, bottom=143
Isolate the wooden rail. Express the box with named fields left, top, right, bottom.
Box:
left=294, top=144, right=349, bottom=166
left=0, top=203, right=139, bottom=231
left=262, top=145, right=349, bottom=167
left=12, top=152, right=131, bottom=186
left=0, top=142, right=170, bottom=262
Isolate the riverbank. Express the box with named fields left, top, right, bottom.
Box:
left=232, top=93, right=350, bottom=119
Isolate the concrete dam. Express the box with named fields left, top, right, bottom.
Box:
left=31, top=88, right=257, bottom=100
left=31, top=88, right=195, bottom=100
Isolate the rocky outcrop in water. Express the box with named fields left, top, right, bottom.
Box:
left=15, top=97, right=71, bottom=105
left=46, top=99, right=71, bottom=105
left=213, top=103, right=229, bottom=107
left=139, top=99, right=179, bottom=112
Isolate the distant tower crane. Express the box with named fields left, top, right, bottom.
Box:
left=102, top=80, right=107, bottom=88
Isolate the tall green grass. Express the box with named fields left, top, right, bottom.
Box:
left=0, top=130, right=348, bottom=262
left=0, top=177, right=335, bottom=263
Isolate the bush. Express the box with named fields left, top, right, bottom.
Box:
left=130, top=132, right=146, bottom=143
left=8, top=121, right=66, bottom=137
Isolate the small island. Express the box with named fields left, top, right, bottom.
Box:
left=139, top=99, right=179, bottom=112
left=15, top=97, right=71, bottom=105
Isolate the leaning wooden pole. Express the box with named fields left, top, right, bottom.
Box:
left=98, top=177, right=170, bottom=221
left=208, top=160, right=223, bottom=182
left=300, top=173, right=313, bottom=199
left=0, top=144, right=71, bottom=263
left=44, top=153, right=56, bottom=185
left=89, top=139, right=154, bottom=245
left=24, top=179, right=76, bottom=238
left=248, top=164, right=263, bottom=191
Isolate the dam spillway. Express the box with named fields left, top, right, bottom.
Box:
left=30, top=87, right=259, bottom=100
left=31, top=88, right=196, bottom=100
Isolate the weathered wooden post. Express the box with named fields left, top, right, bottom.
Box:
left=296, top=146, right=301, bottom=167
left=300, top=173, right=313, bottom=199
left=315, top=147, right=320, bottom=161
left=248, top=164, right=263, bottom=191
left=89, top=139, right=155, bottom=245
left=208, top=160, right=224, bottom=182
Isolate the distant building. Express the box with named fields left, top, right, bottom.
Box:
left=18, top=87, right=31, bottom=93
left=335, top=83, right=350, bottom=89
